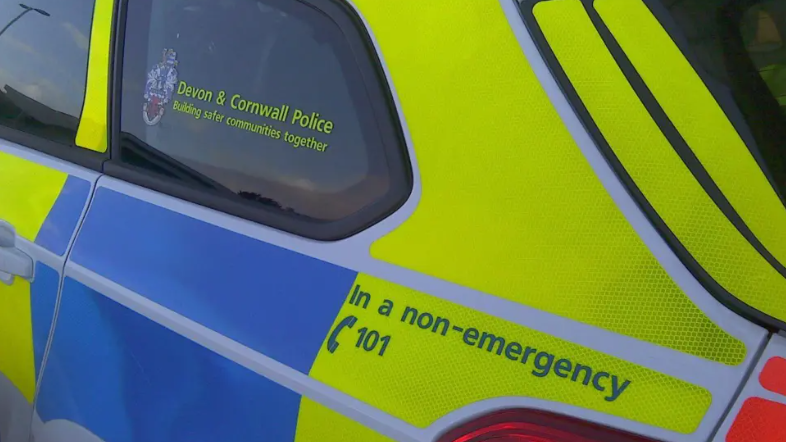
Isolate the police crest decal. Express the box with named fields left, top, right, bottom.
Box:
left=143, top=49, right=179, bottom=126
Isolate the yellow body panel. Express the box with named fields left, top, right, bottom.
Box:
left=295, top=398, right=392, bottom=442
left=596, top=0, right=786, bottom=275
left=535, top=0, right=786, bottom=324
left=359, top=0, right=744, bottom=363
left=75, top=0, right=115, bottom=153
left=309, top=274, right=712, bottom=433
left=0, top=280, right=35, bottom=402
left=0, top=151, right=66, bottom=402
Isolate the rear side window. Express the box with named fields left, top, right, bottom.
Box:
left=116, top=0, right=411, bottom=240
left=653, top=0, right=786, bottom=198
left=740, top=2, right=786, bottom=115
left=0, top=0, right=94, bottom=145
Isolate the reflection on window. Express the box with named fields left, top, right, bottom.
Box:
left=742, top=5, right=786, bottom=113
left=0, top=0, right=94, bottom=144
left=120, top=0, right=396, bottom=222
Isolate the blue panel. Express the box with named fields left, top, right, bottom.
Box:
left=30, top=263, right=60, bottom=378
left=70, top=188, right=356, bottom=373
left=37, top=278, right=301, bottom=442
left=35, top=176, right=91, bottom=256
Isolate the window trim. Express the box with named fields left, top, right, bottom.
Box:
left=107, top=0, right=412, bottom=241
left=0, top=126, right=106, bottom=170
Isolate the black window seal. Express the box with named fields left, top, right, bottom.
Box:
left=0, top=126, right=105, bottom=170
left=107, top=0, right=413, bottom=241
left=518, top=0, right=786, bottom=332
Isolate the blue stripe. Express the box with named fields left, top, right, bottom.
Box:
left=71, top=188, right=356, bottom=373
left=35, top=176, right=91, bottom=256
left=30, top=263, right=60, bottom=379
left=37, top=278, right=301, bottom=442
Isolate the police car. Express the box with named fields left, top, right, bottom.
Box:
left=0, top=0, right=785, bottom=441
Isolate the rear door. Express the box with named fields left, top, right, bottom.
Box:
left=0, top=0, right=107, bottom=440
left=32, top=0, right=411, bottom=440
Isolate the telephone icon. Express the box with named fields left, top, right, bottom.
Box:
left=327, top=315, right=358, bottom=354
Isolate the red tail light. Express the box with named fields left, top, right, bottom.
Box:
left=437, top=410, right=657, bottom=442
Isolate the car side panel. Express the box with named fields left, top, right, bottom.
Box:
left=33, top=179, right=400, bottom=442
left=30, top=0, right=773, bottom=440
left=0, top=140, right=96, bottom=442
left=34, top=278, right=302, bottom=442
left=31, top=176, right=756, bottom=442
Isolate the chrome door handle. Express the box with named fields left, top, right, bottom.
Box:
left=0, top=221, right=33, bottom=285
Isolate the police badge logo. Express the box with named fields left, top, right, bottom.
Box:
left=143, top=49, right=179, bottom=126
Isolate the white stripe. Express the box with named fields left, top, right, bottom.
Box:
left=65, top=262, right=426, bottom=442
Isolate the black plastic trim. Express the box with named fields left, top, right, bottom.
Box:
left=518, top=0, right=786, bottom=332
left=0, top=126, right=105, bottom=171
left=105, top=0, right=121, bottom=160
left=108, top=0, right=413, bottom=241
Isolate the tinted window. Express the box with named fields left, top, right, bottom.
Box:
left=740, top=2, right=786, bottom=115
left=0, top=0, right=94, bottom=145
left=656, top=0, right=786, bottom=197
left=119, top=0, right=409, bottom=232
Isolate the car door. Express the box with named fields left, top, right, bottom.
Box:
left=0, top=0, right=108, bottom=440
left=31, top=0, right=411, bottom=441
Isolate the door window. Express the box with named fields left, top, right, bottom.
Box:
left=117, top=0, right=411, bottom=239
left=0, top=0, right=94, bottom=145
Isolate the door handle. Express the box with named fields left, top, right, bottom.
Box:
left=0, top=221, right=33, bottom=285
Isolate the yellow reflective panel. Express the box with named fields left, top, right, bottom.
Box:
left=295, top=398, right=392, bottom=442
left=0, top=151, right=67, bottom=241
left=310, top=275, right=712, bottom=433
left=534, top=0, right=786, bottom=323
left=595, top=0, right=786, bottom=288
left=0, top=279, right=36, bottom=402
left=0, top=151, right=65, bottom=403
left=360, top=0, right=745, bottom=363
left=75, top=0, right=115, bottom=153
